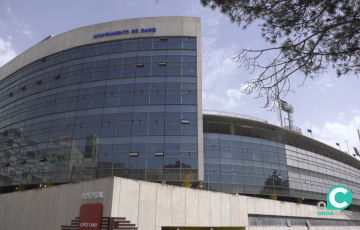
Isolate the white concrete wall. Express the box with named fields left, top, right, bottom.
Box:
left=0, top=178, right=113, bottom=230
left=1, top=177, right=360, bottom=230
left=111, top=177, right=360, bottom=230
left=0, top=16, right=201, bottom=81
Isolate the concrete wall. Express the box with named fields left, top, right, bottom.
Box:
left=1, top=177, right=360, bottom=230
left=0, top=178, right=114, bottom=230
left=111, top=177, right=360, bottom=230
left=0, top=16, right=201, bottom=81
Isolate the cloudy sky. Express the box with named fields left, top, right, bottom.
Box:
left=0, top=0, right=359, bottom=155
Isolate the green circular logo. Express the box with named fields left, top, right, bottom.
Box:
left=327, top=185, right=352, bottom=210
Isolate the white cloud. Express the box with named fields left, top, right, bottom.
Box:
left=317, top=77, right=334, bottom=90
left=0, top=37, right=16, bottom=67
left=184, top=2, right=248, bottom=111
left=14, top=19, right=33, bottom=39
left=5, top=4, right=11, bottom=15
left=227, top=88, right=242, bottom=100
left=302, top=115, right=360, bottom=154
left=351, top=109, right=359, bottom=114
left=0, top=8, right=33, bottom=39
left=0, top=19, right=9, bottom=31
left=184, top=2, right=224, bottom=35
left=337, top=112, right=345, bottom=120
left=21, top=30, right=32, bottom=39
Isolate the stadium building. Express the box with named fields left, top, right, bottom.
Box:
left=0, top=17, right=360, bottom=230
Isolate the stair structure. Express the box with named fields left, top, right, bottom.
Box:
left=61, top=216, right=137, bottom=230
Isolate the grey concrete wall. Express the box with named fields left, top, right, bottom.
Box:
left=247, top=227, right=359, bottom=230
left=111, top=177, right=360, bottom=230
left=196, top=17, right=204, bottom=182
left=0, top=16, right=201, bottom=81
left=1, top=177, right=360, bottom=230
left=0, top=178, right=113, bottom=230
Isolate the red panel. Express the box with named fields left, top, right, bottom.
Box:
left=78, top=203, right=103, bottom=230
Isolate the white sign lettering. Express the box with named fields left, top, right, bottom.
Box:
left=80, top=222, right=98, bottom=227
left=81, top=192, right=104, bottom=200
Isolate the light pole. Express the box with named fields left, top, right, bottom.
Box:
left=344, top=140, right=350, bottom=154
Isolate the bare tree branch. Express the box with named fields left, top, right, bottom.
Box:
left=200, top=0, right=360, bottom=108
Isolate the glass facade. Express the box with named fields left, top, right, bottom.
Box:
left=203, top=119, right=360, bottom=206
left=0, top=37, right=199, bottom=187
left=202, top=121, right=289, bottom=196
left=0, top=23, right=359, bottom=209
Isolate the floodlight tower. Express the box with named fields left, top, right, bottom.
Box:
left=273, top=62, right=302, bottom=134
left=280, top=100, right=295, bottom=130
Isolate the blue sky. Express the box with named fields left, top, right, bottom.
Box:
left=0, top=0, right=359, bottom=154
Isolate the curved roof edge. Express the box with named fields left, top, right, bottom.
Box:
left=203, top=112, right=360, bottom=169
left=0, top=16, right=201, bottom=82
left=203, top=109, right=268, bottom=123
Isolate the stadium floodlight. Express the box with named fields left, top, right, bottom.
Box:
left=354, top=147, right=360, bottom=156
left=336, top=143, right=341, bottom=150
left=307, top=129, right=313, bottom=138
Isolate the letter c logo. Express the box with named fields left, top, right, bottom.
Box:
left=329, top=187, right=348, bottom=208
left=327, top=185, right=352, bottom=210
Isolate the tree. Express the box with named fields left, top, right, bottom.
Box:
left=200, top=0, right=360, bottom=108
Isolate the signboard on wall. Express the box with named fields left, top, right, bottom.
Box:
left=81, top=192, right=104, bottom=200
left=78, top=203, right=103, bottom=230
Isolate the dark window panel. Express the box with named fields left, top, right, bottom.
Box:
left=97, top=46, right=110, bottom=55
left=104, top=97, right=119, bottom=106
left=110, top=44, right=123, bottom=53
left=124, top=43, right=138, bottom=51
left=165, top=125, right=181, bottom=135
left=148, top=125, right=164, bottom=135
left=151, top=67, right=166, bottom=75
left=163, top=169, right=180, bottom=180
left=119, top=96, right=134, bottom=105
left=94, top=71, right=108, bottom=81
left=153, top=56, right=167, bottom=62
left=123, top=57, right=137, bottom=64
left=136, top=68, right=151, bottom=76
left=166, top=95, right=181, bottom=104
left=183, top=42, right=196, bottom=49
left=122, top=68, right=136, bottom=77
left=84, top=48, right=97, bottom=57
left=153, top=42, right=167, bottom=49
left=137, top=42, right=152, bottom=50
left=132, top=125, right=147, bottom=135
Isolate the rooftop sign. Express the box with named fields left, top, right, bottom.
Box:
left=93, top=28, right=156, bottom=38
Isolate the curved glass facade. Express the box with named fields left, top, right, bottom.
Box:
left=0, top=18, right=359, bottom=210
left=202, top=121, right=289, bottom=196
left=0, top=36, right=199, bottom=187
left=203, top=119, right=360, bottom=206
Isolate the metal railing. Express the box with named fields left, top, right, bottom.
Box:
left=284, top=125, right=302, bottom=134
left=202, top=109, right=268, bottom=123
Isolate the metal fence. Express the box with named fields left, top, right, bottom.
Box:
left=203, top=109, right=268, bottom=123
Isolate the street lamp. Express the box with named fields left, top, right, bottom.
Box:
left=307, top=129, right=313, bottom=138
